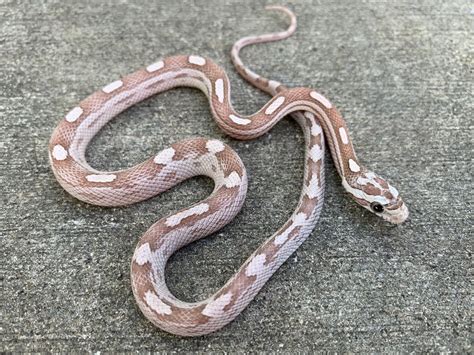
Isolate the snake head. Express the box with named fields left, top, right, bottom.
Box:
left=342, top=170, right=408, bottom=224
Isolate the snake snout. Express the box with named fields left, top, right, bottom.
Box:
left=384, top=203, right=409, bottom=224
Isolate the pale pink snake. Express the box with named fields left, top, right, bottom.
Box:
left=49, top=6, right=408, bottom=336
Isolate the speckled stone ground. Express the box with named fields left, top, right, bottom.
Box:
left=1, top=0, right=472, bottom=352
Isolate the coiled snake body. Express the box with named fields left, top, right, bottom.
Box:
left=49, top=6, right=408, bottom=336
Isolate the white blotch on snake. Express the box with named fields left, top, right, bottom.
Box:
left=102, top=80, right=123, bottom=93
left=339, top=127, right=349, bottom=144
left=134, top=243, right=152, bottom=265
left=293, top=212, right=307, bottom=224
left=245, top=254, right=267, bottom=277
left=188, top=55, right=206, bottom=66
left=224, top=171, right=241, bottom=188
left=215, top=79, right=225, bottom=103
left=202, top=292, right=233, bottom=317
left=146, top=61, right=165, bottom=72
left=154, top=148, right=175, bottom=165
left=306, top=175, right=319, bottom=199
left=310, top=91, right=332, bottom=109
left=342, top=178, right=389, bottom=205
left=86, top=174, right=117, bottom=183
left=65, top=107, right=83, bottom=122
left=311, top=121, right=323, bottom=136
left=206, top=140, right=225, bottom=153
left=389, top=185, right=399, bottom=198
left=265, top=96, right=285, bottom=114
left=229, top=114, right=251, bottom=125
left=52, top=144, right=68, bottom=160
left=268, top=80, right=281, bottom=92
left=349, top=159, right=361, bottom=172
left=145, top=291, right=172, bottom=315
left=274, top=212, right=307, bottom=245
left=309, top=144, right=323, bottom=162
left=165, top=203, right=209, bottom=227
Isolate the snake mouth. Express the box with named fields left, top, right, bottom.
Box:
left=384, top=203, right=409, bottom=224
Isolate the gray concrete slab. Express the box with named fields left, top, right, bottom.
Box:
left=1, top=0, right=471, bottom=352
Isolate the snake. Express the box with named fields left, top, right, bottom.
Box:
left=48, top=6, right=409, bottom=336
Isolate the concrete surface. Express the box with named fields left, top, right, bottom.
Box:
left=1, top=0, right=472, bottom=352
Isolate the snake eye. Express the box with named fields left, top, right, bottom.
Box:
left=371, top=202, right=384, bottom=213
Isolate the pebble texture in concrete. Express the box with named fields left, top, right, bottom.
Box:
left=1, top=0, right=472, bottom=352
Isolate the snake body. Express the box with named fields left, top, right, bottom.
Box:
left=49, top=6, right=408, bottom=336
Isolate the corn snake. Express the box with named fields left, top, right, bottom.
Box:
left=49, top=6, right=408, bottom=336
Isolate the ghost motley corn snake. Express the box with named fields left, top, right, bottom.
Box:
left=49, top=6, right=408, bottom=336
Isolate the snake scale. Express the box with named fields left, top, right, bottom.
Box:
left=49, top=6, right=408, bottom=336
